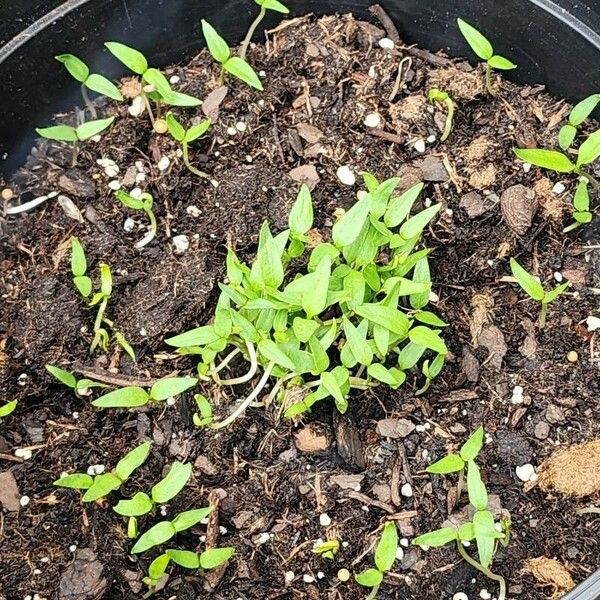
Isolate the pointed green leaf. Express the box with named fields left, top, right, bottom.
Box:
left=150, top=377, right=197, bottom=401
left=224, top=56, right=263, bottom=90
left=399, top=204, right=441, bottom=240
left=199, top=547, right=236, bottom=569
left=171, top=507, right=213, bottom=532
left=460, top=426, right=484, bottom=461
left=458, top=522, right=476, bottom=541
left=164, top=90, right=203, bottom=107
left=166, top=549, right=200, bottom=569
left=410, top=257, right=431, bottom=309
left=82, top=473, right=122, bottom=502
left=151, top=462, right=192, bottom=504
left=413, top=527, right=457, bottom=547
left=577, top=129, right=600, bottom=166
left=115, top=441, right=152, bottom=481
left=558, top=124, right=577, bottom=150
left=258, top=0, right=290, bottom=13
left=543, top=281, right=570, bottom=304
left=132, top=521, right=176, bottom=553
left=258, top=339, right=296, bottom=371
left=105, top=41, right=148, bottom=74
left=509, top=258, right=545, bottom=301
left=513, top=148, right=575, bottom=173
left=384, top=182, right=424, bottom=228
left=143, top=67, right=172, bottom=97
left=165, top=326, right=220, bottom=348
left=488, top=55, right=516, bottom=70
left=457, top=18, right=494, bottom=60
left=302, top=256, right=331, bottom=319
left=320, top=371, right=347, bottom=409
left=165, top=112, right=185, bottom=142
left=55, top=53, right=89, bottom=82
left=185, top=119, right=212, bottom=142
left=46, top=364, right=77, bottom=388
left=92, top=386, right=150, bottom=408
left=148, top=553, right=170, bottom=580
left=343, top=318, right=373, bottom=366
left=54, top=473, right=94, bottom=489
left=332, top=197, right=372, bottom=247
left=289, top=184, right=314, bottom=235
left=73, top=276, right=92, bottom=298
left=292, top=317, right=319, bottom=343
left=85, top=73, right=124, bottom=100
left=36, top=125, right=78, bottom=142
left=467, top=460, right=488, bottom=511
left=355, top=304, right=410, bottom=336
left=426, top=454, right=465, bottom=474
left=355, top=568, right=384, bottom=588
left=409, top=326, right=447, bottom=355
left=201, top=20, right=231, bottom=64
left=76, top=117, right=115, bottom=140
left=570, top=94, right=600, bottom=126
left=113, top=492, right=153, bottom=517
left=473, top=510, right=496, bottom=568
left=375, top=522, right=398, bottom=573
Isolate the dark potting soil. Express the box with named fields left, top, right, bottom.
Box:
left=1, top=11, right=600, bottom=600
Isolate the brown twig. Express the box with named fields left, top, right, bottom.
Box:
left=368, top=4, right=400, bottom=42
left=0, top=453, right=23, bottom=463
left=367, top=128, right=404, bottom=144
left=347, top=490, right=396, bottom=514
left=203, top=489, right=228, bottom=590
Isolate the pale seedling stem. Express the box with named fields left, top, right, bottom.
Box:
left=210, top=348, right=242, bottom=374
left=240, top=6, right=266, bottom=61
left=485, top=62, right=495, bottom=96
left=213, top=341, right=258, bottom=385
left=141, top=91, right=156, bottom=126
left=457, top=542, right=506, bottom=600
left=81, top=84, right=98, bottom=119
left=182, top=141, right=211, bottom=180
left=366, top=585, right=380, bottom=600
left=91, top=297, right=109, bottom=352
left=211, top=361, right=275, bottom=429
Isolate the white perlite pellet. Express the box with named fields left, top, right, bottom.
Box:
left=172, top=234, right=189, bottom=255
left=552, top=182, right=566, bottom=194
left=364, top=113, right=381, bottom=128
left=401, top=483, right=413, bottom=497
left=157, top=156, right=170, bottom=171
left=319, top=513, right=331, bottom=527
left=413, top=139, right=426, bottom=153
left=336, top=165, right=356, bottom=186
left=516, top=463, right=537, bottom=482
left=378, top=37, right=395, bottom=49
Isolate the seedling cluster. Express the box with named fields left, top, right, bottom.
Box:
left=428, top=88, right=455, bottom=142
left=116, top=190, right=158, bottom=248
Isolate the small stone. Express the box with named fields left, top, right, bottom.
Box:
left=336, top=165, right=356, bottom=186
left=0, top=471, right=21, bottom=511
left=567, top=351, right=578, bottom=363
left=157, top=156, right=170, bottom=171
left=285, top=571, right=295, bottom=583
left=378, top=37, right=395, bottom=49
left=545, top=404, right=565, bottom=424
left=256, top=532, right=270, bottom=545
left=59, top=548, right=106, bottom=598
left=523, top=162, right=532, bottom=172
left=319, top=513, right=331, bottom=527
left=427, top=134, right=437, bottom=143
left=69, top=544, right=77, bottom=552
left=123, top=218, right=135, bottom=232
left=364, top=113, right=381, bottom=128
left=1, top=188, right=14, bottom=201
left=104, top=165, right=119, bottom=178
left=14, top=448, right=32, bottom=460
left=166, top=397, right=176, bottom=406
left=586, top=316, right=600, bottom=332
left=128, top=96, right=145, bottom=117
left=303, top=574, right=315, bottom=583
left=169, top=75, right=180, bottom=84
left=534, top=422, right=550, bottom=440
left=129, top=187, right=142, bottom=198
left=395, top=547, right=404, bottom=560
left=501, top=184, right=537, bottom=235
left=172, top=234, right=190, bottom=255
left=20, top=495, right=30, bottom=507
left=376, top=418, right=415, bottom=438
left=401, top=483, right=413, bottom=497
left=413, top=139, right=426, bottom=153
left=554, top=271, right=563, bottom=282
left=289, top=164, right=320, bottom=190
left=420, top=156, right=448, bottom=182
left=337, top=568, right=350, bottom=582
left=226, top=126, right=237, bottom=136
left=453, top=593, right=469, bottom=600
left=552, top=182, right=566, bottom=194
left=516, top=463, right=536, bottom=482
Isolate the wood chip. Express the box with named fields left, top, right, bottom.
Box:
left=0, top=471, right=21, bottom=511
left=296, top=123, right=323, bottom=144
left=501, top=184, right=538, bottom=235
left=289, top=165, right=320, bottom=190
left=294, top=423, right=331, bottom=454
left=376, top=418, right=415, bottom=439
left=202, top=86, right=228, bottom=121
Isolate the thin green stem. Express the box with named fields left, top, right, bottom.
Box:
left=485, top=63, right=496, bottom=96
left=81, top=84, right=97, bottom=119
left=441, top=99, right=454, bottom=142
left=141, top=91, right=156, bottom=126
left=577, top=168, right=600, bottom=189
left=71, top=141, right=79, bottom=167
left=366, top=584, right=381, bottom=600
left=457, top=542, right=506, bottom=600
left=182, top=141, right=211, bottom=180
left=539, top=302, right=547, bottom=328
left=240, top=7, right=266, bottom=61
left=90, top=297, right=108, bottom=352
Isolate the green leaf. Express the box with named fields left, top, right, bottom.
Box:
left=46, top=364, right=77, bottom=388
left=199, top=547, right=236, bottom=569
left=163, top=91, right=203, bottom=107
left=143, top=67, right=172, bottom=97
left=457, top=18, right=494, bottom=60
left=426, top=454, right=465, bottom=474
left=343, top=269, right=366, bottom=309
left=544, top=281, right=570, bottom=304
left=414, top=311, right=447, bottom=327
left=309, top=243, right=339, bottom=272
left=320, top=371, right=347, bottom=410
left=113, top=492, right=153, bottom=517
left=82, top=473, right=122, bottom=502
left=71, top=239, right=87, bottom=279
left=355, top=568, right=384, bottom=588
left=355, top=304, right=410, bottom=336
left=413, top=527, right=457, bottom=547
left=410, top=257, right=431, bottom=309
left=116, top=190, right=145, bottom=210
left=0, top=399, right=17, bottom=418
left=165, top=112, right=185, bottom=142
left=289, top=184, right=314, bottom=235
left=92, top=386, right=150, bottom=408
left=384, top=182, right=424, bottom=228
left=224, top=57, right=264, bottom=90
left=570, top=93, right=600, bottom=126
left=73, top=276, right=92, bottom=298
left=171, top=507, right=213, bottom=532
left=165, top=326, right=220, bottom=348
left=460, top=426, right=484, bottom=461
left=201, top=20, right=231, bottom=63
left=258, top=339, right=296, bottom=371
left=85, top=73, right=124, bottom=100
left=573, top=180, right=590, bottom=211
left=56, top=53, right=89, bottom=82
left=166, top=549, right=200, bottom=569
left=343, top=319, right=373, bottom=366
left=185, top=119, right=212, bottom=142
left=458, top=522, right=476, bottom=541
left=513, top=148, right=575, bottom=173
left=467, top=460, right=488, bottom=511
left=397, top=342, right=426, bottom=370
left=105, top=41, right=148, bottom=74
left=54, top=473, right=94, bottom=489
left=308, top=335, right=330, bottom=374
left=577, top=129, right=600, bottom=166
left=473, top=510, right=496, bottom=568
left=36, top=125, right=78, bottom=142
left=332, top=197, right=372, bottom=247
left=367, top=363, right=405, bottom=388
left=150, top=377, right=197, bottom=401
left=558, top=124, right=577, bottom=150
left=132, top=521, right=176, bottom=553
left=510, top=258, right=545, bottom=301
left=151, top=462, right=192, bottom=504
left=303, top=257, right=331, bottom=318
left=488, top=55, right=516, bottom=70
left=399, top=204, right=441, bottom=240
left=115, top=441, right=152, bottom=481
left=409, top=326, right=447, bottom=355
left=148, top=553, right=170, bottom=580
left=375, top=522, right=398, bottom=573
left=257, top=0, right=290, bottom=13
left=76, top=117, right=115, bottom=140
left=115, top=332, right=136, bottom=362
left=292, top=317, right=319, bottom=343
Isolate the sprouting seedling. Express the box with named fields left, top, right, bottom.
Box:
left=115, top=190, right=158, bottom=248
left=313, top=539, right=340, bottom=560
left=91, top=376, right=198, bottom=409
left=36, top=117, right=115, bottom=166
left=427, top=88, right=455, bottom=142
left=165, top=112, right=213, bottom=181
left=239, top=0, right=290, bottom=61
left=45, top=364, right=107, bottom=397
left=55, top=53, right=123, bottom=118
left=104, top=42, right=200, bottom=128
left=514, top=128, right=600, bottom=187
left=413, top=447, right=510, bottom=600
left=564, top=179, right=593, bottom=232
left=509, top=258, right=570, bottom=327
left=54, top=441, right=151, bottom=502
left=0, top=400, right=18, bottom=421
left=193, top=394, right=213, bottom=427
left=69, top=237, right=135, bottom=358
left=113, top=461, right=192, bottom=540
left=426, top=426, right=484, bottom=499
left=144, top=546, right=234, bottom=596
left=355, top=522, right=398, bottom=599
left=559, top=93, right=600, bottom=150
left=201, top=20, right=263, bottom=90
left=457, top=18, right=516, bottom=96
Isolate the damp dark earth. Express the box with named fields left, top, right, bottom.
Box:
left=1, top=8, right=600, bottom=600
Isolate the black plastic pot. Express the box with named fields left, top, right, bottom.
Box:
left=0, top=1, right=599, bottom=596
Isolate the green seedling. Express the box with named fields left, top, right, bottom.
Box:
left=54, top=441, right=151, bottom=502
left=165, top=175, right=447, bottom=429
left=564, top=180, right=593, bottom=232
left=313, top=539, right=340, bottom=560
left=457, top=18, right=516, bottom=96
left=104, top=42, right=201, bottom=125
left=239, top=0, right=290, bottom=60
left=427, top=426, right=484, bottom=500
left=559, top=93, right=600, bottom=150
left=0, top=400, right=18, bottom=420
left=355, top=522, right=398, bottom=599
left=193, top=394, right=213, bottom=427
left=45, top=364, right=107, bottom=396
left=201, top=20, right=263, bottom=90
left=55, top=53, right=123, bottom=118
left=509, top=258, right=570, bottom=327
left=427, top=88, right=455, bottom=142
left=414, top=438, right=510, bottom=600
left=115, top=190, right=158, bottom=248
left=91, top=376, right=198, bottom=409
left=36, top=117, right=115, bottom=166
left=165, top=112, right=213, bottom=180
left=70, top=237, right=135, bottom=358
left=144, top=545, right=235, bottom=597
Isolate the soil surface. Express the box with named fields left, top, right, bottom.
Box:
left=1, top=11, right=600, bottom=600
